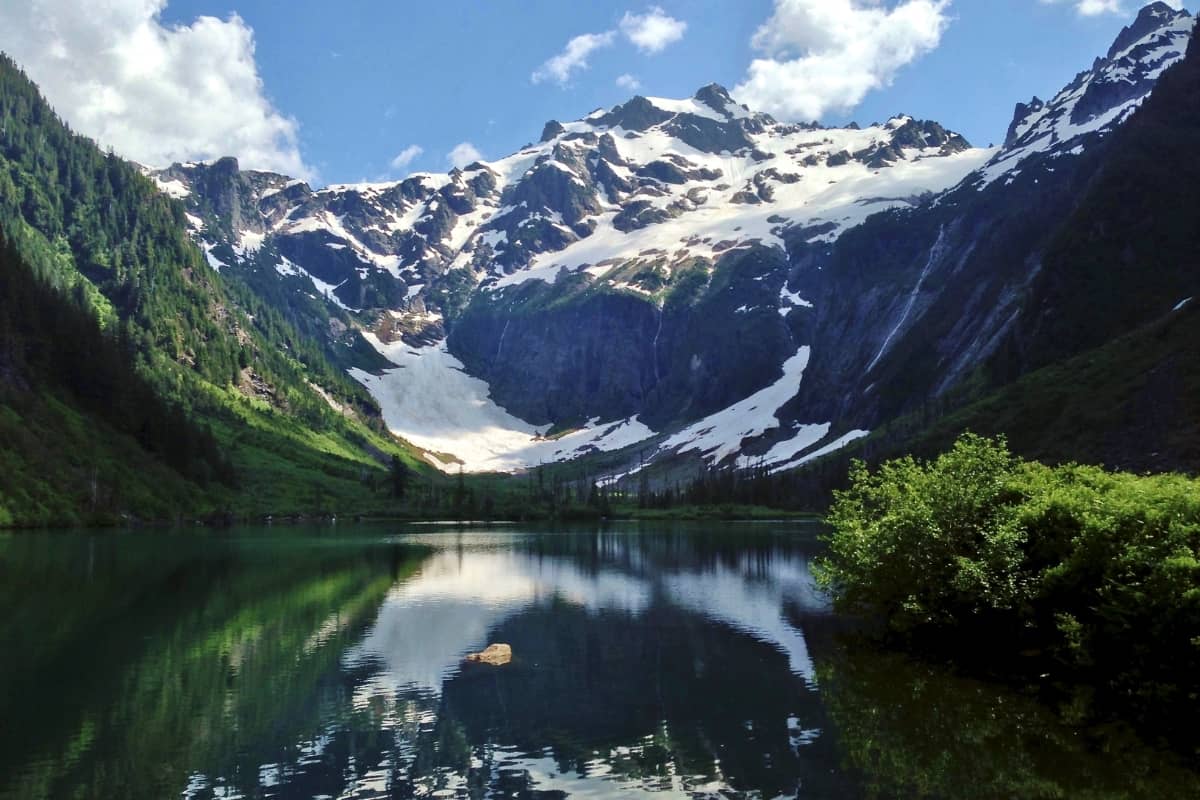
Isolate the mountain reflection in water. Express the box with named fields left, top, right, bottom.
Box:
left=0, top=524, right=1195, bottom=800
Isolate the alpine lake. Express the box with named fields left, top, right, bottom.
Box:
left=1, top=522, right=1196, bottom=799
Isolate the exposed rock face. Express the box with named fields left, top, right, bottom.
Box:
left=448, top=246, right=798, bottom=428
left=1005, top=98, right=1044, bottom=147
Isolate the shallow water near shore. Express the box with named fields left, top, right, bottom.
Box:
left=0, top=522, right=1195, bottom=799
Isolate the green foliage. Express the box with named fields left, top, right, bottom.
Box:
left=818, top=433, right=1200, bottom=723
left=390, top=455, right=410, bottom=499
left=0, top=227, right=235, bottom=514
left=0, top=53, right=439, bottom=524
left=820, top=434, right=1032, bottom=631
left=0, top=53, right=241, bottom=387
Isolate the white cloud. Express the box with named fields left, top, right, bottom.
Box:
left=733, top=0, right=951, bottom=122
left=447, top=142, right=484, bottom=169
left=0, top=0, right=312, bottom=178
left=616, top=73, right=643, bottom=91
left=390, top=145, right=424, bottom=170
left=531, top=30, right=617, bottom=85
left=1039, top=0, right=1182, bottom=15
left=531, top=7, right=687, bottom=88
left=620, top=6, right=688, bottom=53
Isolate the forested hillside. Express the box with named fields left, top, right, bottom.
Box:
left=0, top=55, right=426, bottom=525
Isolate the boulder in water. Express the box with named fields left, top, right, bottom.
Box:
left=465, top=643, right=512, bottom=666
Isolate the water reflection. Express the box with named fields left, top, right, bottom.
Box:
left=0, top=524, right=1195, bottom=800
left=349, top=529, right=829, bottom=697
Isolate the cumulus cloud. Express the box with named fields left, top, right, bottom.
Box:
left=531, top=31, right=617, bottom=85
left=0, top=0, right=311, bottom=178
left=447, top=142, right=484, bottom=169
left=733, top=0, right=951, bottom=122
left=620, top=6, right=688, bottom=53
left=1040, top=0, right=1182, bottom=15
left=616, top=73, right=643, bottom=91
left=389, top=145, right=424, bottom=170
left=532, top=7, right=687, bottom=87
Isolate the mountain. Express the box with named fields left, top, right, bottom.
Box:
left=155, top=84, right=991, bottom=471
left=77, top=1, right=1180, bottom=494
left=758, top=2, right=1197, bottom=464
left=155, top=3, right=1197, bottom=484
left=992, top=1, right=1194, bottom=182
left=773, top=0, right=1200, bottom=496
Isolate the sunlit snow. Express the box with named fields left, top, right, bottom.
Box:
left=351, top=333, right=655, bottom=472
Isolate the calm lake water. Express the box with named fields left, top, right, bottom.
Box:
left=1, top=523, right=1196, bottom=799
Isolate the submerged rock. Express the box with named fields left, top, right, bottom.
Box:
left=465, top=643, right=512, bottom=665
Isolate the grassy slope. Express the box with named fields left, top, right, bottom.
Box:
left=0, top=384, right=436, bottom=527
left=917, top=300, right=1200, bottom=471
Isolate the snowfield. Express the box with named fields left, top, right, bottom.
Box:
left=489, top=117, right=992, bottom=290
left=351, top=333, right=656, bottom=472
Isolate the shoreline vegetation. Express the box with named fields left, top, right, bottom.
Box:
left=0, top=503, right=820, bottom=531
left=817, top=433, right=1200, bottom=755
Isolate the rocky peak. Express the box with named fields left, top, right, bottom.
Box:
left=1004, top=97, right=1044, bottom=147
left=693, top=83, right=738, bottom=115
left=159, top=156, right=280, bottom=238
left=594, top=96, right=674, bottom=131
left=888, top=118, right=971, bottom=154
left=152, top=77, right=991, bottom=322
left=985, top=3, right=1194, bottom=185
left=1108, top=2, right=1190, bottom=59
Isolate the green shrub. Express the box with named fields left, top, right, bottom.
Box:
left=819, top=433, right=1036, bottom=631
left=817, top=434, right=1200, bottom=710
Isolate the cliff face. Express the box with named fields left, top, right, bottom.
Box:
left=449, top=246, right=798, bottom=429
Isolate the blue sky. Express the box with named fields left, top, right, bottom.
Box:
left=0, top=1, right=1191, bottom=184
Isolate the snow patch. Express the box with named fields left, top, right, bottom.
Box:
left=153, top=177, right=190, bottom=199
left=351, top=335, right=656, bottom=472
left=661, top=347, right=811, bottom=463
left=201, top=242, right=225, bottom=271
left=772, top=430, right=870, bottom=474
left=736, top=423, right=831, bottom=470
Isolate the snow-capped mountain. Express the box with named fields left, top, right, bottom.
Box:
left=154, top=84, right=984, bottom=311
left=982, top=1, right=1194, bottom=186
left=763, top=1, right=1197, bottom=466
left=152, top=86, right=988, bottom=471
left=152, top=3, right=1196, bottom=478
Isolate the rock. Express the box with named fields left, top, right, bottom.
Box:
left=594, top=96, right=674, bottom=131
left=465, top=643, right=512, bottom=665
left=693, top=83, right=737, bottom=116
left=613, top=199, right=673, bottom=231
left=1107, top=2, right=1184, bottom=60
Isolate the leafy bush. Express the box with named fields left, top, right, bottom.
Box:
left=817, top=433, right=1200, bottom=713
left=819, top=434, right=1036, bottom=631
